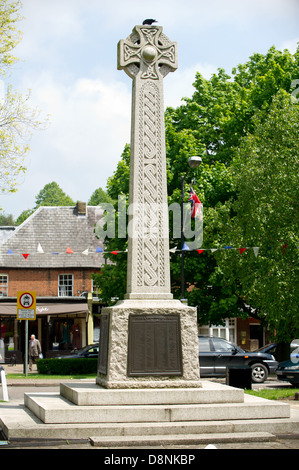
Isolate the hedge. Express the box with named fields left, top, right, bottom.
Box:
left=36, top=358, right=98, bottom=375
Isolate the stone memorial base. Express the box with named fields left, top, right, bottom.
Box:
left=1, top=380, right=297, bottom=446
left=96, top=299, right=201, bottom=389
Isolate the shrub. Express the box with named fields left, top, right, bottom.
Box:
left=36, top=358, right=97, bottom=375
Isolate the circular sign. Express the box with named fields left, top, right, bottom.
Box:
left=19, top=292, right=34, bottom=309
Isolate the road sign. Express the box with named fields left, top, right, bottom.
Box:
left=17, top=291, right=36, bottom=320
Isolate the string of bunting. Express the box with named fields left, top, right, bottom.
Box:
left=4, top=242, right=289, bottom=261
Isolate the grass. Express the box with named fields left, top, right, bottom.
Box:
left=5, top=373, right=97, bottom=380
left=245, top=388, right=299, bottom=401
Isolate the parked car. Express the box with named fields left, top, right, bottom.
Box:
left=276, top=360, right=299, bottom=386
left=57, top=343, right=99, bottom=359
left=276, top=339, right=299, bottom=386
left=253, top=343, right=278, bottom=359
left=198, top=336, right=278, bottom=383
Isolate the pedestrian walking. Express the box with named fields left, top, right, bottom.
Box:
left=29, top=334, right=42, bottom=371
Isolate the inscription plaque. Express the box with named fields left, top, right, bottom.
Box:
left=127, top=314, right=183, bottom=376
left=98, top=313, right=110, bottom=374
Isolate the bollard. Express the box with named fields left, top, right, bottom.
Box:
left=0, top=368, right=9, bottom=401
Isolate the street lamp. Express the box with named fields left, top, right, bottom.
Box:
left=181, top=156, right=202, bottom=303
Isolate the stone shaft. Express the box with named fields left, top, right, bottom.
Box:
left=118, top=25, right=178, bottom=300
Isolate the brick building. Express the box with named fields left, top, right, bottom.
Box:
left=0, top=203, right=105, bottom=363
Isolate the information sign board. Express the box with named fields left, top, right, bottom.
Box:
left=17, top=291, right=36, bottom=320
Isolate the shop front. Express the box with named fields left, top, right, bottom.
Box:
left=0, top=298, right=93, bottom=363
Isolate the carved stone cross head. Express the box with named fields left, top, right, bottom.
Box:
left=118, top=25, right=178, bottom=80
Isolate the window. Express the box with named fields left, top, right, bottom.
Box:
left=58, top=274, right=73, bottom=297
left=0, top=275, right=8, bottom=297
left=198, top=337, right=211, bottom=352
left=212, top=337, right=236, bottom=352
left=198, top=318, right=236, bottom=343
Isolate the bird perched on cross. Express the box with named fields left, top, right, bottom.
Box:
left=142, top=19, right=158, bottom=25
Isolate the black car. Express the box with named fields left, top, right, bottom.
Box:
left=276, top=339, right=299, bottom=386
left=57, top=343, right=99, bottom=359
left=198, top=336, right=278, bottom=383
left=253, top=343, right=278, bottom=359
left=276, top=360, right=299, bottom=386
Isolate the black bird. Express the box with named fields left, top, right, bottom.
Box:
left=142, top=19, right=158, bottom=25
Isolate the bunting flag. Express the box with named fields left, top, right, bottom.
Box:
left=253, top=247, right=260, bottom=257
left=37, top=243, right=44, bottom=253
left=3, top=243, right=291, bottom=259
left=188, top=187, right=202, bottom=219
left=182, top=243, right=190, bottom=250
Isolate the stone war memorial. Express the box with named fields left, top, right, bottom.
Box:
left=0, top=23, right=297, bottom=447
left=96, top=23, right=201, bottom=389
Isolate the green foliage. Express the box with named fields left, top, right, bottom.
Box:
left=15, top=181, right=75, bottom=224
left=0, top=0, right=23, bottom=76
left=36, top=358, right=97, bottom=375
left=0, top=1, right=49, bottom=198
left=35, top=181, right=74, bottom=207
left=0, top=211, right=14, bottom=225
left=106, top=143, right=130, bottom=199
left=96, top=45, right=299, bottom=339
left=88, top=187, right=114, bottom=206
left=217, top=93, right=299, bottom=342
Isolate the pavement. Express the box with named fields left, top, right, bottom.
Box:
left=1, top=363, right=299, bottom=451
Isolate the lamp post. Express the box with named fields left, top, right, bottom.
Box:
left=181, top=156, right=202, bottom=303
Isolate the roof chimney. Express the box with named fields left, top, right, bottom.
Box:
left=76, top=201, right=87, bottom=216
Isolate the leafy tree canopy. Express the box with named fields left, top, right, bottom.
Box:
left=95, top=45, right=299, bottom=343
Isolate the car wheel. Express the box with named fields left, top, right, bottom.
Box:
left=251, top=363, right=268, bottom=383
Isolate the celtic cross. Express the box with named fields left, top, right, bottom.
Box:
left=118, top=25, right=178, bottom=300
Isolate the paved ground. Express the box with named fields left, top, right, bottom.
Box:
left=1, top=364, right=299, bottom=450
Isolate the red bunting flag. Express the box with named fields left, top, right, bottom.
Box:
left=66, top=246, right=74, bottom=254
left=110, top=251, right=119, bottom=255
left=282, top=243, right=288, bottom=253
left=197, top=249, right=204, bottom=254
left=239, top=248, right=246, bottom=254
left=22, top=253, right=29, bottom=261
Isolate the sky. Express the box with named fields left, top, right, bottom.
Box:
left=1, top=0, right=299, bottom=219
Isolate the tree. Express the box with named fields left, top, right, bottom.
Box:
left=16, top=181, right=74, bottom=224
left=0, top=211, right=14, bottom=225
left=0, top=0, right=22, bottom=75
left=217, top=92, right=299, bottom=342
left=88, top=187, right=114, bottom=206
left=96, top=45, right=299, bottom=338
left=34, top=181, right=74, bottom=207
left=166, top=45, right=298, bottom=163
left=0, top=0, right=49, bottom=197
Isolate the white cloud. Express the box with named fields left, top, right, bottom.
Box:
left=280, top=37, right=299, bottom=54
left=2, top=0, right=299, bottom=218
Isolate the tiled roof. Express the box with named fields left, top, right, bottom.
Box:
left=0, top=205, right=106, bottom=268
